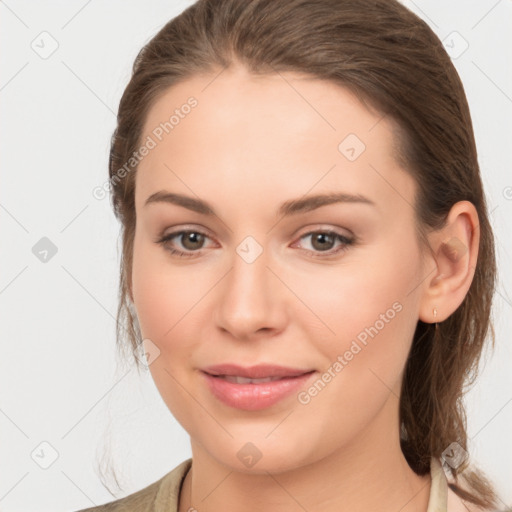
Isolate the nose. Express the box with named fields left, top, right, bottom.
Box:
left=213, top=245, right=288, bottom=341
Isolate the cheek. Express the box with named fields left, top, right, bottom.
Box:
left=131, top=268, right=170, bottom=342
left=297, top=241, right=421, bottom=394
left=131, top=239, right=201, bottom=427
left=131, top=234, right=200, bottom=341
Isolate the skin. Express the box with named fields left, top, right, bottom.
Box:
left=130, top=63, right=479, bottom=512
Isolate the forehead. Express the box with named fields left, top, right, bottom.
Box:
left=135, top=65, right=413, bottom=216
left=140, top=65, right=394, bottom=148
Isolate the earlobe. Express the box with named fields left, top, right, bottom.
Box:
left=418, top=201, right=480, bottom=324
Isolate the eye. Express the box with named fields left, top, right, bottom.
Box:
left=292, top=230, right=355, bottom=258
left=155, top=229, right=214, bottom=258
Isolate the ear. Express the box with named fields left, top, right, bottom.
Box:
left=418, top=200, right=480, bottom=324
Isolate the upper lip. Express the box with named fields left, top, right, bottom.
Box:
left=202, top=364, right=314, bottom=379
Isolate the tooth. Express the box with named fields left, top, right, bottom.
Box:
left=222, top=376, right=283, bottom=384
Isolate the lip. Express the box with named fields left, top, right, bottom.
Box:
left=202, top=363, right=314, bottom=379
left=200, top=364, right=316, bottom=411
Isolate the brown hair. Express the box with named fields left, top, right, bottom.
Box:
left=108, top=0, right=501, bottom=508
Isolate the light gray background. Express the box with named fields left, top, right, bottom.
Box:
left=1, top=1, right=511, bottom=510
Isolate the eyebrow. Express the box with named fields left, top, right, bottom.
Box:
left=144, top=190, right=375, bottom=217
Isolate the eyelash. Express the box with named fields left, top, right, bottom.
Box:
left=155, top=228, right=355, bottom=259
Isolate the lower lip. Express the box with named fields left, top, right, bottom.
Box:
left=201, top=371, right=316, bottom=411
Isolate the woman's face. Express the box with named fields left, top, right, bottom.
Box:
left=131, top=65, right=430, bottom=472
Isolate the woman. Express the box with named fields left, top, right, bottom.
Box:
left=77, top=0, right=505, bottom=510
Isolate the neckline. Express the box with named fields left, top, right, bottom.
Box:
left=159, top=456, right=448, bottom=511
left=427, top=457, right=449, bottom=512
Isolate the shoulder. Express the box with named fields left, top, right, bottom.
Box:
left=447, top=485, right=480, bottom=512
left=446, top=478, right=498, bottom=512
left=432, top=458, right=497, bottom=512
left=71, top=459, right=192, bottom=512
left=73, top=478, right=162, bottom=512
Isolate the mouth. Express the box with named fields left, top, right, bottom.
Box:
left=201, top=363, right=315, bottom=379
left=208, top=374, right=299, bottom=384
left=200, top=367, right=317, bottom=411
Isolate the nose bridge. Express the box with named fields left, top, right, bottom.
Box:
left=214, top=236, right=284, bottom=338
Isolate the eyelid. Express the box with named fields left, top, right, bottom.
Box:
left=292, top=223, right=354, bottom=239
left=157, top=224, right=216, bottom=242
